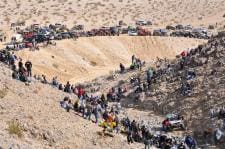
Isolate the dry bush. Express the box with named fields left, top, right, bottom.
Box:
left=4, top=16, right=10, bottom=24
left=90, top=61, right=97, bottom=66
left=16, top=4, right=21, bottom=8
left=38, top=0, right=44, bottom=3
left=8, top=120, right=23, bottom=138
left=43, top=16, right=48, bottom=20
left=52, top=63, right=59, bottom=69
left=0, top=88, right=8, bottom=98
left=63, top=15, right=67, bottom=21
left=69, top=10, right=76, bottom=14
left=52, top=12, right=60, bottom=16
left=27, top=115, right=34, bottom=120
left=33, top=89, right=39, bottom=94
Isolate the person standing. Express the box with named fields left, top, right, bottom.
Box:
left=18, top=59, right=24, bottom=73
left=86, top=103, right=92, bottom=121
left=93, top=105, right=99, bottom=123
left=127, top=130, right=133, bottom=144
left=25, top=60, right=32, bottom=77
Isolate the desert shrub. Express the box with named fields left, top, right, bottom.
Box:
left=38, top=0, right=44, bottom=3
left=90, top=61, right=97, bottom=66
left=0, top=88, right=8, bottom=98
left=8, top=120, right=23, bottom=138
left=52, top=63, right=59, bottom=69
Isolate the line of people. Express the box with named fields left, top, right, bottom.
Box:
left=0, top=50, right=33, bottom=83
left=60, top=92, right=122, bottom=131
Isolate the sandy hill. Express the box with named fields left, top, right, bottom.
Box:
left=0, top=0, right=225, bottom=29
left=0, top=0, right=225, bottom=148
left=1, top=34, right=224, bottom=148
left=15, top=36, right=206, bottom=83
left=0, top=63, right=144, bottom=149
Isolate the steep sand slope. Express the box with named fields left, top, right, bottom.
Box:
left=15, top=36, right=206, bottom=83
left=0, top=63, right=141, bottom=149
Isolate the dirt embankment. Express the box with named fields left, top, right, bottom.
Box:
left=15, top=36, right=206, bottom=83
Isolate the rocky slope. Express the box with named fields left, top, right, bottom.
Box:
left=80, top=32, right=225, bottom=148
left=0, top=63, right=143, bottom=149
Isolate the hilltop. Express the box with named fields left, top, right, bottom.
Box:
left=0, top=0, right=225, bottom=29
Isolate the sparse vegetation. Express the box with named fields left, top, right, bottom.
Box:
left=8, top=120, right=23, bottom=138
left=0, top=88, right=8, bottom=98
left=90, top=61, right=97, bottom=66
left=52, top=63, right=59, bottom=69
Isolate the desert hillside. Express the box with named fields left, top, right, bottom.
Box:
left=0, top=0, right=225, bottom=148
left=1, top=33, right=225, bottom=148
left=0, top=63, right=143, bottom=149
left=15, top=36, right=206, bottom=83
left=80, top=32, right=225, bottom=148
left=0, top=0, right=225, bottom=29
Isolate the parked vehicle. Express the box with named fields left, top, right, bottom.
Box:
left=11, top=34, right=23, bottom=43
left=166, top=25, right=176, bottom=30
left=60, top=32, right=71, bottom=39
left=162, top=114, right=186, bottom=132
left=184, top=25, right=193, bottom=30
left=175, top=24, right=184, bottom=30
left=71, top=25, right=84, bottom=31
left=24, top=41, right=33, bottom=48
left=136, top=20, right=152, bottom=26
left=34, top=34, right=48, bottom=43
left=128, top=30, right=138, bottom=36
left=38, top=28, right=51, bottom=36
left=153, top=29, right=168, bottom=36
